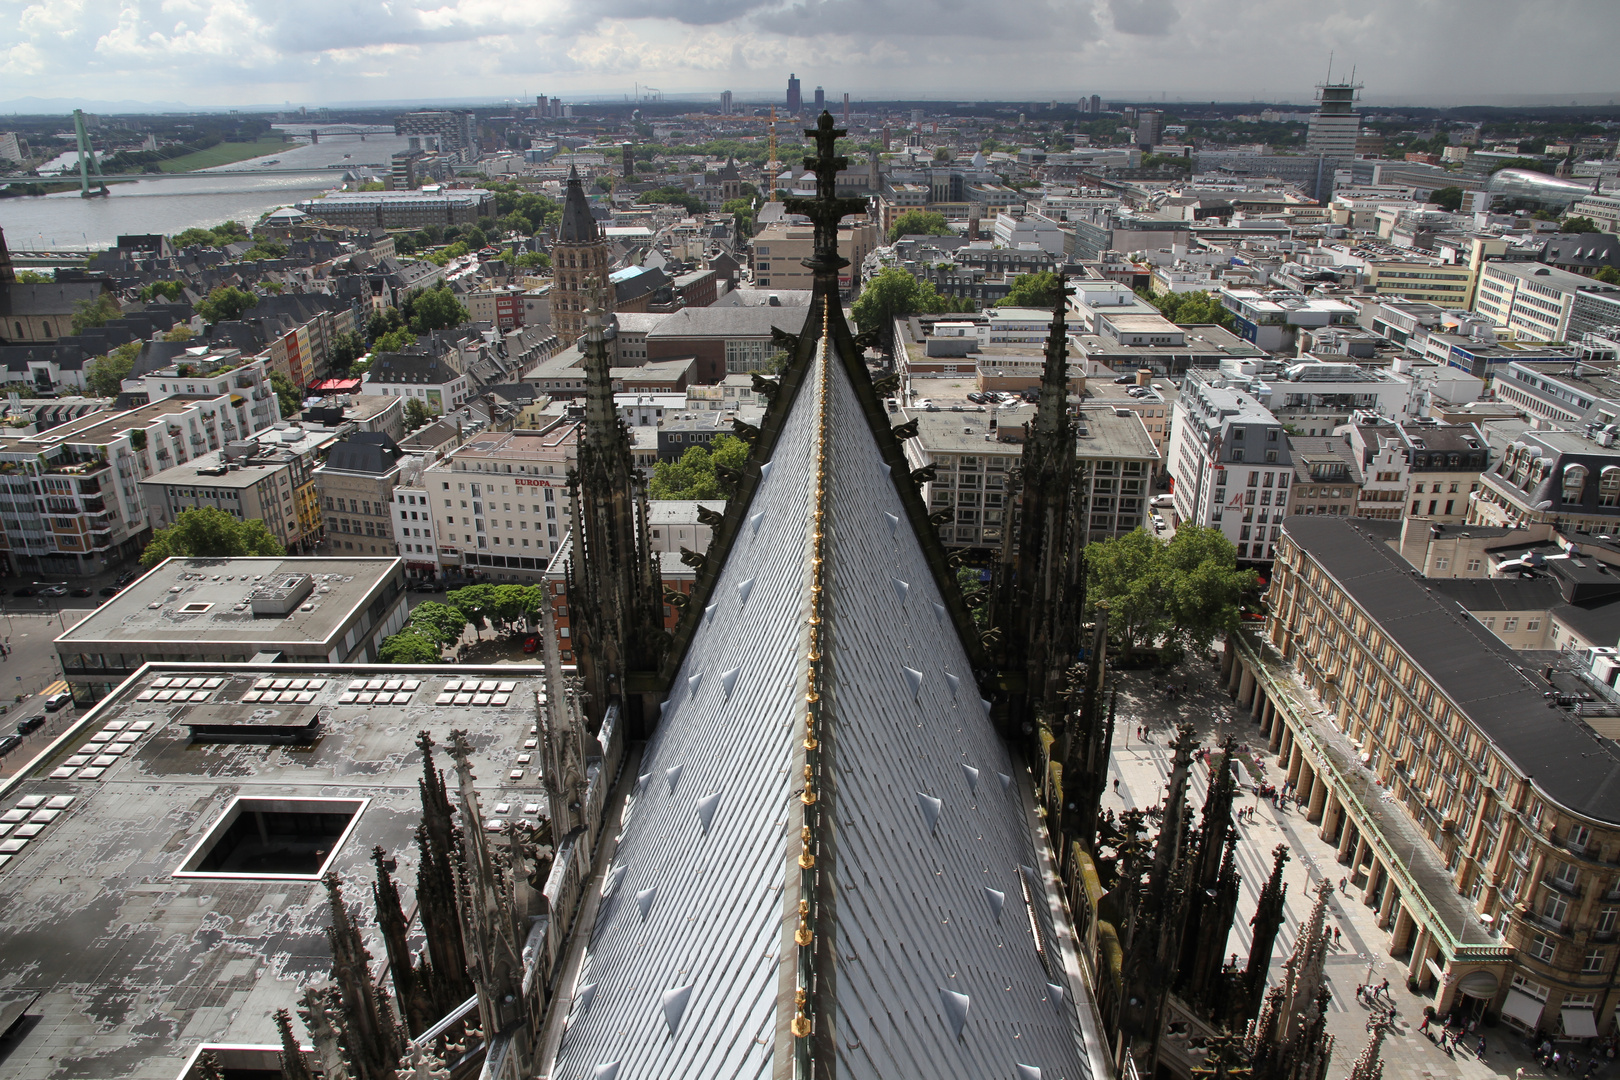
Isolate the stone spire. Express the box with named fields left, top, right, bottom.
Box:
left=1177, top=738, right=1243, bottom=1004
left=276, top=1008, right=314, bottom=1080
left=413, top=732, right=472, bottom=1014
left=1247, top=879, right=1335, bottom=1080
left=1243, top=844, right=1291, bottom=1021
left=320, top=872, right=406, bottom=1080
left=446, top=729, right=542, bottom=1070
left=553, top=166, right=612, bottom=346
left=1346, top=1015, right=1390, bottom=1080
left=566, top=302, right=667, bottom=736
left=540, top=595, right=591, bottom=842
left=371, top=846, right=435, bottom=1035
left=782, top=111, right=869, bottom=277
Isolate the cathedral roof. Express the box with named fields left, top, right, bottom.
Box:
left=558, top=166, right=600, bottom=246
left=548, top=291, right=1096, bottom=1078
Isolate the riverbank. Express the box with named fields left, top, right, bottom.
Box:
left=0, top=179, right=135, bottom=199
left=150, top=137, right=291, bottom=173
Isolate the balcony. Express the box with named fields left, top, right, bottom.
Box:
left=1544, top=874, right=1584, bottom=899
left=1526, top=910, right=1571, bottom=936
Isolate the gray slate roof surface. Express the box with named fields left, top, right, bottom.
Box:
left=552, top=330, right=1090, bottom=1078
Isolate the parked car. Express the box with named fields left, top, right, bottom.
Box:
left=12, top=587, right=37, bottom=598
left=15, top=715, right=43, bottom=735
left=523, top=636, right=541, bottom=654
left=69, top=587, right=92, bottom=597
left=43, top=691, right=73, bottom=712
left=409, top=581, right=440, bottom=593
left=98, top=586, right=120, bottom=597
left=966, top=392, right=985, bottom=403
left=1149, top=494, right=1175, bottom=509
left=114, top=571, right=140, bottom=587
left=40, top=585, right=67, bottom=597
left=0, top=733, right=21, bottom=756
left=1151, top=514, right=1166, bottom=532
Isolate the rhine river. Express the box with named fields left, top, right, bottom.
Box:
left=0, top=130, right=413, bottom=251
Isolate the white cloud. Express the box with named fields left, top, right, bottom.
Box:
left=0, top=0, right=1615, bottom=105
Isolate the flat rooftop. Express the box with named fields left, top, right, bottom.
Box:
left=57, top=557, right=402, bottom=649
left=909, top=405, right=1159, bottom=460
left=0, top=662, right=555, bottom=1079
left=1, top=396, right=223, bottom=451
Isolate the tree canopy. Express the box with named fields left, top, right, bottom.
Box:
left=196, top=285, right=258, bottom=324
left=85, top=340, right=142, bottom=397
left=141, top=507, right=285, bottom=567
left=851, top=268, right=950, bottom=339
left=406, top=286, right=469, bottom=335
left=378, top=631, right=442, bottom=664
left=71, top=293, right=121, bottom=335
left=172, top=221, right=249, bottom=249
left=997, top=271, right=1064, bottom=309
left=1085, top=525, right=1256, bottom=662
left=1560, top=216, right=1602, bottom=234
left=1428, top=186, right=1465, bottom=212
left=1595, top=266, right=1620, bottom=285
left=269, top=371, right=301, bottom=418
left=1139, top=288, right=1233, bottom=329
left=887, top=210, right=952, bottom=242
left=649, top=435, right=751, bottom=500
left=638, top=187, right=707, bottom=214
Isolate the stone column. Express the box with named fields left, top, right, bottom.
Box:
left=1286, top=743, right=1304, bottom=788
left=1269, top=707, right=1286, bottom=753
left=1238, top=665, right=1256, bottom=708
left=1391, top=905, right=1416, bottom=956
left=1406, top=924, right=1433, bottom=985
left=1308, top=770, right=1329, bottom=823
left=1277, top=725, right=1293, bottom=768
left=1251, top=684, right=1266, bottom=720
left=1220, top=639, right=1237, bottom=682
left=1338, top=818, right=1359, bottom=862
left=1378, top=872, right=1399, bottom=928
left=1363, top=857, right=1383, bottom=907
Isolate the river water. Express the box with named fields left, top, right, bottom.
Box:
left=0, top=132, right=412, bottom=250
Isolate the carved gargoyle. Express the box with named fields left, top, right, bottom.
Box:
left=928, top=509, right=953, bottom=526
left=695, top=504, right=724, bottom=527
left=751, top=371, right=780, bottom=401
left=731, top=417, right=761, bottom=445
left=872, top=373, right=900, bottom=396
left=715, top=464, right=742, bottom=489
left=771, top=327, right=800, bottom=354
left=662, top=585, right=690, bottom=610
left=981, top=627, right=1003, bottom=647
left=946, top=548, right=971, bottom=568
left=679, top=547, right=705, bottom=569
left=855, top=327, right=883, bottom=353
left=909, top=463, right=937, bottom=486
left=892, top=418, right=920, bottom=441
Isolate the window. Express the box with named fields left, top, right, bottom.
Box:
left=1544, top=890, right=1571, bottom=925
left=1503, top=618, right=1518, bottom=633
left=1435, top=557, right=1449, bottom=570
left=1568, top=824, right=1592, bottom=850
left=1584, top=949, right=1606, bottom=974
left=1526, top=618, right=1541, bottom=632
left=1466, top=558, right=1481, bottom=572
left=1555, top=860, right=1581, bottom=888
left=1530, top=934, right=1557, bottom=963
left=1599, top=909, right=1618, bottom=934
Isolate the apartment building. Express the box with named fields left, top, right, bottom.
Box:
left=1166, top=376, right=1292, bottom=561
left=1342, top=417, right=1490, bottom=524
left=312, top=433, right=410, bottom=557
left=1471, top=428, right=1620, bottom=535
left=388, top=454, right=442, bottom=582
left=1219, top=289, right=1360, bottom=353
left=0, top=387, right=280, bottom=577
left=1476, top=262, right=1620, bottom=343
left=1229, top=514, right=1620, bottom=1038
left=901, top=405, right=1159, bottom=549
left=751, top=215, right=878, bottom=295
left=140, top=424, right=343, bottom=555
left=1285, top=436, right=1364, bottom=518
left=423, top=422, right=582, bottom=582
left=362, top=352, right=473, bottom=415
left=1325, top=245, right=1477, bottom=305
left=54, top=556, right=409, bottom=704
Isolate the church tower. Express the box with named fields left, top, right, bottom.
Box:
left=553, top=167, right=612, bottom=347
left=565, top=305, right=666, bottom=735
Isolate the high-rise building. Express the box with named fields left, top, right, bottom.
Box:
left=813, top=85, right=825, bottom=113
left=622, top=142, right=635, bottom=177
left=1135, top=108, right=1163, bottom=148
left=393, top=110, right=478, bottom=159
left=842, top=92, right=850, bottom=122
left=1090, top=94, right=1102, bottom=115
left=553, top=167, right=613, bottom=347
left=1307, top=79, right=1362, bottom=157
left=720, top=90, right=733, bottom=115
left=786, top=72, right=802, bottom=114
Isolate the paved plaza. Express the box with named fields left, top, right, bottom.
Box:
left=1101, top=644, right=1614, bottom=1080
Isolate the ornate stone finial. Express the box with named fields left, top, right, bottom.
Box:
left=801, top=763, right=817, bottom=805
left=782, top=111, right=869, bottom=273
left=791, top=986, right=812, bottom=1038
left=447, top=728, right=475, bottom=784
left=798, top=824, right=816, bottom=869
left=795, top=898, right=814, bottom=946
left=275, top=1007, right=313, bottom=1080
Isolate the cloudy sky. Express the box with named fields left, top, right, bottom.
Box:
left=2, top=0, right=1617, bottom=109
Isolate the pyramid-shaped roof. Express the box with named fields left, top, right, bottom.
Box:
left=559, top=165, right=600, bottom=246
left=547, top=294, right=1095, bottom=1078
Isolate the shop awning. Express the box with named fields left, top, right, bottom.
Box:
left=1502, top=988, right=1546, bottom=1029
left=1563, top=1007, right=1598, bottom=1039
left=1457, top=970, right=1500, bottom=999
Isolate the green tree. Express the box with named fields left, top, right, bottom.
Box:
left=378, top=630, right=443, bottom=664
left=408, top=601, right=469, bottom=646
left=1139, top=288, right=1233, bottom=329
left=446, top=584, right=499, bottom=638
left=240, top=239, right=289, bottom=261
left=163, top=325, right=195, bottom=342
left=71, top=293, right=121, bottom=334
left=1085, top=525, right=1255, bottom=661
left=1595, top=266, right=1620, bottom=285
left=373, top=327, right=415, bottom=353
left=367, top=307, right=404, bottom=341
left=955, top=564, right=989, bottom=627
left=996, top=271, right=1064, bottom=309
left=887, top=210, right=952, bottom=242
left=330, top=330, right=366, bottom=369
left=404, top=397, right=433, bottom=430
left=722, top=197, right=756, bottom=237
left=269, top=371, right=301, bottom=418
left=851, top=268, right=950, bottom=343
left=195, top=286, right=257, bottom=324
left=649, top=434, right=751, bottom=500
left=1428, top=186, right=1465, bottom=212
left=140, top=506, right=285, bottom=567
left=14, top=270, right=51, bottom=284
left=407, top=286, right=469, bottom=335
left=85, top=340, right=142, bottom=397
left=1561, top=216, right=1602, bottom=233
left=933, top=147, right=955, bottom=162
left=515, top=251, right=552, bottom=271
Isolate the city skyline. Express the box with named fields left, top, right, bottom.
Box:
left=1, top=0, right=1617, bottom=111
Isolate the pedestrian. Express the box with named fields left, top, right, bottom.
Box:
left=1378, top=978, right=1389, bottom=999
left=1113, top=778, right=1120, bottom=792
left=1477, top=1035, right=1486, bottom=1057
left=1339, top=876, right=1347, bottom=894
left=1419, top=1013, right=1430, bottom=1034
left=1333, top=927, right=1341, bottom=946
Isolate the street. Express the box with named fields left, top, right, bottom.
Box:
left=1104, top=649, right=1588, bottom=1080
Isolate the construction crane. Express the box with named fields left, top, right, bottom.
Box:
left=73, top=109, right=108, bottom=198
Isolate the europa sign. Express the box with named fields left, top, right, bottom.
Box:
left=516, top=477, right=557, bottom=488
